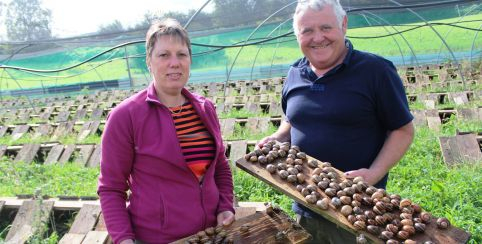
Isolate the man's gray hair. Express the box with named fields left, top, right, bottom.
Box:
left=293, top=0, right=347, bottom=36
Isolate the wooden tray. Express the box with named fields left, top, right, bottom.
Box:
left=236, top=152, right=471, bottom=244
left=172, top=208, right=311, bottom=243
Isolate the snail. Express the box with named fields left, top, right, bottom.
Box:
left=364, top=210, right=376, bottom=219
left=316, top=197, right=330, bottom=210
left=400, top=199, right=412, bottom=208
left=305, top=194, right=317, bottom=204
left=294, top=164, right=303, bottom=172
left=401, top=219, right=414, bottom=226
left=239, top=224, right=250, bottom=233
left=365, top=186, right=377, bottom=195
left=397, top=230, right=410, bottom=240
left=296, top=152, right=307, bottom=159
left=402, top=225, right=416, bottom=235
left=404, top=240, right=417, bottom=244
left=356, top=234, right=368, bottom=244
left=351, top=199, right=361, bottom=207
left=296, top=173, right=306, bottom=184
left=301, top=188, right=311, bottom=197
left=329, top=182, right=341, bottom=191
left=379, top=231, right=394, bottom=240
left=287, top=167, right=298, bottom=175
left=400, top=213, right=412, bottom=220
left=352, top=193, right=363, bottom=202
left=367, top=225, right=381, bottom=235
left=277, top=163, right=288, bottom=170
left=353, top=176, right=364, bottom=184
left=337, top=190, right=347, bottom=198
left=294, top=159, right=304, bottom=165
left=436, top=217, right=450, bottom=229
left=355, top=214, right=367, bottom=222
left=317, top=180, right=329, bottom=190
left=414, top=222, right=426, bottom=233
left=340, top=196, right=351, bottom=205
left=312, top=168, right=322, bottom=175
left=306, top=184, right=318, bottom=192
left=287, top=174, right=298, bottom=183
left=205, top=227, right=215, bottom=236
left=278, top=170, right=289, bottom=180
left=353, top=206, right=363, bottom=215
left=353, top=220, right=366, bottom=230
left=325, top=188, right=337, bottom=197
left=266, top=164, right=276, bottom=174
left=386, top=223, right=399, bottom=234
left=386, top=240, right=399, bottom=244
left=419, top=212, right=431, bottom=223
left=341, top=205, right=353, bottom=216
left=347, top=215, right=357, bottom=224
left=331, top=197, right=342, bottom=208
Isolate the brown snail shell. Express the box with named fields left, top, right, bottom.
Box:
left=367, top=219, right=376, bottom=226
left=277, top=163, right=288, bottom=170
left=317, top=180, right=329, bottom=190
left=325, top=188, right=337, bottom=197
left=294, top=159, right=304, bottom=165
left=386, top=223, right=399, bottom=234
left=357, top=181, right=368, bottom=190
left=288, top=149, right=297, bottom=155
left=362, top=197, right=373, bottom=206
left=397, top=230, right=410, bottom=240
left=295, top=164, right=304, bottom=173
left=379, top=230, right=394, bottom=240
left=296, top=152, right=307, bottom=159
left=305, top=194, right=317, bottom=204
left=355, top=214, right=367, bottom=222
left=401, top=206, right=414, bottom=214
left=291, top=145, right=300, bottom=152
left=316, top=197, right=330, bottom=210
left=340, top=205, right=353, bottom=216
left=327, top=171, right=338, bottom=180
left=356, top=234, right=368, bottom=244
left=375, top=201, right=386, bottom=211
left=400, top=213, right=413, bottom=220
left=352, top=184, right=363, bottom=193
left=402, top=225, right=416, bottom=235
left=301, top=188, right=310, bottom=197
left=329, top=182, right=341, bottom=191
left=364, top=210, right=376, bottom=219
left=400, top=199, right=412, bottom=208
left=347, top=215, right=357, bottom=224
left=404, top=240, right=417, bottom=244
left=419, top=212, right=431, bottom=223
left=383, top=212, right=396, bottom=222
left=205, top=227, right=215, bottom=236
left=390, top=199, right=400, bottom=209
left=401, top=219, right=414, bottom=226
left=367, top=225, right=381, bottom=235
left=436, top=217, right=450, bottom=229
left=412, top=204, right=422, bottom=213
left=353, top=206, right=363, bottom=215
left=311, top=175, right=322, bottom=184
left=353, top=220, right=366, bottom=230
left=278, top=170, right=289, bottom=179
left=352, top=193, right=363, bottom=202
left=239, top=224, right=250, bottom=233
left=285, top=157, right=294, bottom=165
left=413, top=217, right=422, bottom=223
left=373, top=205, right=385, bottom=215
left=278, top=150, right=286, bottom=158
left=353, top=176, right=364, bottom=184
left=352, top=200, right=362, bottom=208
left=340, top=196, right=351, bottom=205
left=306, top=184, right=318, bottom=192
left=390, top=194, right=401, bottom=200
left=337, top=190, right=347, bottom=197
left=371, top=191, right=384, bottom=200
left=297, top=173, right=306, bottom=184
left=249, top=155, right=258, bottom=162
left=343, top=187, right=355, bottom=196
left=386, top=240, right=400, bottom=244
left=375, top=215, right=386, bottom=226
left=414, top=222, right=426, bottom=232
left=287, top=167, right=298, bottom=175
left=287, top=174, right=298, bottom=183
left=266, top=164, right=276, bottom=174
left=392, top=219, right=402, bottom=228
left=254, top=149, right=263, bottom=156
left=258, top=155, right=268, bottom=164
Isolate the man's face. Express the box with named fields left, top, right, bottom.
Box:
left=295, top=6, right=347, bottom=74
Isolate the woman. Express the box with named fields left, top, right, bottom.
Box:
left=98, top=19, right=235, bottom=244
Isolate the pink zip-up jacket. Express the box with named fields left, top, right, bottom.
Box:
left=97, top=83, right=235, bottom=244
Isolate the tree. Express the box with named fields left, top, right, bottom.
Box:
left=98, top=20, right=124, bottom=34
left=5, top=0, right=52, bottom=41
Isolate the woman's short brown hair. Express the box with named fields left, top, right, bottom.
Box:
left=145, top=18, right=192, bottom=64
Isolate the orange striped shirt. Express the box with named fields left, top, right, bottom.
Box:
left=170, top=101, right=214, bottom=182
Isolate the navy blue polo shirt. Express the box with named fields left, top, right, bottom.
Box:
left=283, top=40, right=413, bottom=218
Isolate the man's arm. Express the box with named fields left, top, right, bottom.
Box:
left=345, top=121, right=414, bottom=185
left=257, top=120, right=292, bottom=147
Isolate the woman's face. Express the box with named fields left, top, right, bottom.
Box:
left=147, top=35, right=191, bottom=95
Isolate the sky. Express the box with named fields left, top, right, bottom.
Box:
left=0, top=0, right=214, bottom=39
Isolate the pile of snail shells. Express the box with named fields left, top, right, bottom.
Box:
left=245, top=141, right=452, bottom=243
left=187, top=226, right=232, bottom=244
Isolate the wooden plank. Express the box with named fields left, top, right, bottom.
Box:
left=457, top=108, right=480, bottom=121
left=69, top=204, right=101, bottom=234
left=269, top=101, right=282, bottom=116
left=229, top=140, right=247, bottom=166
left=59, top=233, right=86, bottom=244
left=58, top=144, right=76, bottom=164
left=0, top=125, right=9, bottom=137
left=32, top=124, right=52, bottom=139
left=90, top=108, right=105, bottom=120
left=14, top=144, right=40, bottom=163
left=0, top=200, right=4, bottom=212
left=449, top=92, right=469, bottom=105
left=439, top=134, right=482, bottom=165
left=222, top=118, right=236, bottom=138
left=245, top=102, right=259, bottom=114
left=74, top=108, right=87, bottom=121
left=257, top=117, right=270, bottom=133
left=426, top=109, right=441, bottom=132
left=56, top=110, right=71, bottom=122
left=81, top=230, right=109, bottom=244
left=95, top=212, right=108, bottom=231
left=77, top=121, right=101, bottom=141
left=215, top=103, right=225, bottom=115
left=52, top=121, right=75, bottom=140
left=76, top=144, right=95, bottom=166
left=246, top=117, right=258, bottom=134
left=174, top=211, right=311, bottom=244
left=236, top=145, right=471, bottom=244
left=5, top=200, right=55, bottom=242
left=411, top=110, right=427, bottom=127
left=44, top=144, right=65, bottom=165
left=0, top=145, right=8, bottom=158
left=87, top=145, right=101, bottom=168
left=11, top=125, right=30, bottom=141
left=234, top=206, right=257, bottom=220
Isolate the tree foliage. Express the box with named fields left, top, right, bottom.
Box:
left=98, top=20, right=124, bottom=34
left=5, top=0, right=52, bottom=41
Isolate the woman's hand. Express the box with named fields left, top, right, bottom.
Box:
left=217, top=210, right=235, bottom=226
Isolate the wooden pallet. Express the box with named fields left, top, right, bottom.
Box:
left=236, top=151, right=471, bottom=244
left=173, top=209, right=311, bottom=244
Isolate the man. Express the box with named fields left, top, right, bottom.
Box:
left=258, top=0, right=414, bottom=243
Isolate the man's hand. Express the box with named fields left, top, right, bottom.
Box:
left=217, top=210, right=235, bottom=226
left=344, top=168, right=382, bottom=186
left=257, top=136, right=279, bottom=148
